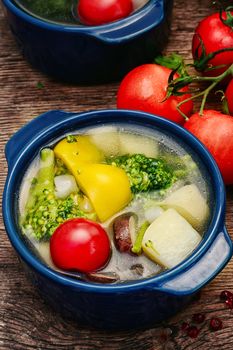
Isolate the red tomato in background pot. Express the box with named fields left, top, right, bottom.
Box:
left=117, top=64, right=193, bottom=125
left=77, top=0, right=133, bottom=26
left=184, top=110, right=233, bottom=185
left=192, top=11, right=233, bottom=77
left=50, top=218, right=111, bottom=273
left=225, top=79, right=233, bottom=116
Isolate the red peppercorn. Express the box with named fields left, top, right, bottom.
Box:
left=181, top=322, right=189, bottom=331
left=225, top=298, right=233, bottom=309
left=220, top=290, right=233, bottom=301
left=187, top=326, right=200, bottom=338
left=209, top=317, right=223, bottom=331
left=192, top=313, right=206, bottom=324
left=159, top=333, right=168, bottom=343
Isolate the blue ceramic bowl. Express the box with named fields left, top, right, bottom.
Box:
left=3, top=109, right=233, bottom=330
left=1, top=0, right=173, bottom=83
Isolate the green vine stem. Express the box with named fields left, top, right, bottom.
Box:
left=175, top=63, right=233, bottom=119
left=193, top=46, right=233, bottom=72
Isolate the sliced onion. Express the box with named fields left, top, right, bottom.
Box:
left=54, top=174, right=78, bottom=198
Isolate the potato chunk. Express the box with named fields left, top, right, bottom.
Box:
left=161, top=184, right=209, bottom=230
left=119, top=133, right=158, bottom=158
left=88, top=127, right=120, bottom=157
left=142, top=208, right=201, bottom=269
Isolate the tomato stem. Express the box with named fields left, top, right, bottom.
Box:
left=176, top=63, right=233, bottom=118
left=220, top=5, right=233, bottom=30
left=194, top=47, right=233, bottom=73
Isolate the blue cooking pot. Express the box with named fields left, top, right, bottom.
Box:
left=3, top=109, right=232, bottom=330
left=1, top=0, right=173, bottom=83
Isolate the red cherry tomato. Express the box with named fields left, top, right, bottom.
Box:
left=192, top=11, right=233, bottom=77
left=117, top=64, right=193, bottom=125
left=184, top=110, right=233, bottom=184
left=77, top=0, right=133, bottom=26
left=225, top=79, right=233, bottom=116
left=50, top=218, right=111, bottom=273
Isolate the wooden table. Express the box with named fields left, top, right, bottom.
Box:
left=0, top=0, right=233, bottom=349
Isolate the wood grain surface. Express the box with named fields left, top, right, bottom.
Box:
left=0, top=0, right=233, bottom=349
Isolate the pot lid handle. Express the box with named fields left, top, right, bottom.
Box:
left=155, top=228, right=232, bottom=295
left=5, top=110, right=76, bottom=170
left=92, top=0, right=165, bottom=43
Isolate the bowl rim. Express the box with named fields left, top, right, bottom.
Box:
left=2, top=0, right=163, bottom=34
left=2, top=109, right=226, bottom=294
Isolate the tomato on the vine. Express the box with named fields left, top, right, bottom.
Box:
left=225, top=79, right=233, bottom=116
left=184, top=110, right=233, bottom=185
left=192, top=11, right=233, bottom=76
left=117, top=64, right=193, bottom=125
left=50, top=218, right=111, bottom=273
left=77, top=0, right=133, bottom=26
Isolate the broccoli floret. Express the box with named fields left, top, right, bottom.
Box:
left=160, top=154, right=196, bottom=179
left=22, top=191, right=93, bottom=241
left=22, top=148, right=95, bottom=241
left=25, top=148, right=55, bottom=211
left=54, top=157, right=70, bottom=176
left=108, top=154, right=175, bottom=194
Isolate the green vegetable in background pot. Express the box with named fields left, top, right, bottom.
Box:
left=20, top=0, right=74, bottom=22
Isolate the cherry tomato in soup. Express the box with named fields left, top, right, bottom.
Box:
left=50, top=218, right=111, bottom=273
left=117, top=64, right=193, bottom=125
left=184, top=110, right=233, bottom=185
left=77, top=0, right=133, bottom=26
left=192, top=11, right=233, bottom=76
left=225, top=79, right=233, bottom=116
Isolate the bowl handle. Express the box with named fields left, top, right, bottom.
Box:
left=5, top=110, right=76, bottom=169
left=92, top=0, right=165, bottom=43
left=153, top=227, right=233, bottom=295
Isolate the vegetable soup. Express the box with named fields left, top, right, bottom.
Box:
left=18, top=125, right=211, bottom=283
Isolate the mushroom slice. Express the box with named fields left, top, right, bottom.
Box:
left=130, top=264, right=144, bottom=276
left=113, top=213, right=137, bottom=253
left=87, top=272, right=120, bottom=283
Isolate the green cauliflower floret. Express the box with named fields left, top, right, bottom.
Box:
left=21, top=148, right=94, bottom=241
left=108, top=154, right=175, bottom=194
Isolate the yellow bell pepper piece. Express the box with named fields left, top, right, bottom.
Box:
left=54, top=135, right=104, bottom=174
left=76, top=164, right=132, bottom=222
